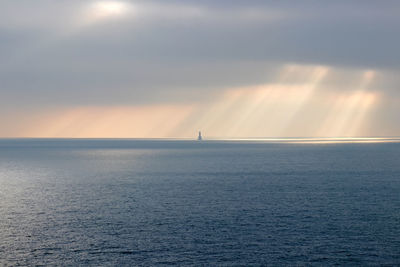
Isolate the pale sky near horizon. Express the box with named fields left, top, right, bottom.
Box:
left=1, top=0, right=399, bottom=138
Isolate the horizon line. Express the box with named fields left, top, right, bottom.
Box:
left=1, top=136, right=400, bottom=144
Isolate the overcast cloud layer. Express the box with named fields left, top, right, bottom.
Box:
left=0, top=0, right=399, bottom=137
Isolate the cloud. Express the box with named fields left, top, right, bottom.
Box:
left=0, top=0, right=399, bottom=137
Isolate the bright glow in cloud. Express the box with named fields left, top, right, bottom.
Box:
left=97, top=2, right=127, bottom=14
left=81, top=1, right=133, bottom=26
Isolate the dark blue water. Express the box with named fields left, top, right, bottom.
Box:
left=1, top=139, right=400, bottom=265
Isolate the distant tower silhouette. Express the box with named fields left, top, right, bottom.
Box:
left=197, top=131, right=202, bottom=141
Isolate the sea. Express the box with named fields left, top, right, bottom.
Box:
left=0, top=138, right=399, bottom=266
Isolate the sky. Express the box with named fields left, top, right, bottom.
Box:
left=1, top=0, right=399, bottom=138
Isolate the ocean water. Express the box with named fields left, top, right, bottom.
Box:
left=0, top=139, right=400, bottom=266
